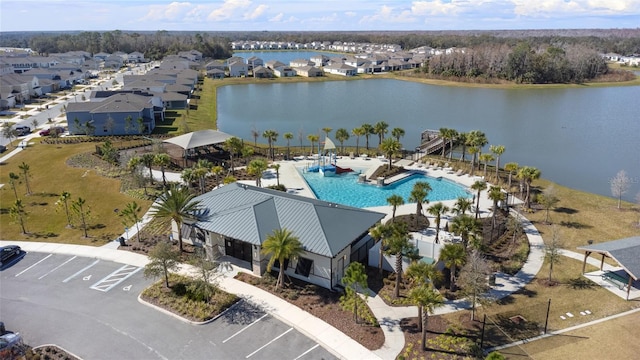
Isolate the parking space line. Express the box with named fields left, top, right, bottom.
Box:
left=245, top=327, right=293, bottom=358
left=15, top=254, right=52, bottom=277
left=293, top=344, right=319, bottom=360
left=63, top=259, right=100, bottom=283
left=38, top=256, right=77, bottom=280
left=90, top=265, right=141, bottom=292
left=222, top=313, right=269, bottom=343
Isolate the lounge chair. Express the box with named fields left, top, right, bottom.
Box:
left=455, top=169, right=464, bottom=176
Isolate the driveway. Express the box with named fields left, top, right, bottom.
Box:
left=0, top=252, right=336, bottom=360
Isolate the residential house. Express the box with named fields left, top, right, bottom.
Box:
left=127, top=52, right=146, bottom=63
left=252, top=66, right=273, bottom=78
left=265, top=60, right=286, bottom=70
left=323, top=63, right=357, bottom=76
left=294, top=65, right=323, bottom=77
left=290, top=59, right=313, bottom=68
left=228, top=60, right=248, bottom=77
left=178, top=50, right=203, bottom=62
left=181, top=183, right=385, bottom=290
left=246, top=56, right=264, bottom=70
left=206, top=68, right=225, bottom=79
left=205, top=60, right=225, bottom=72
left=67, top=92, right=158, bottom=135
left=0, top=73, right=40, bottom=103
left=273, top=66, right=296, bottom=78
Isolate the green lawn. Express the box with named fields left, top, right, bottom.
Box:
left=0, top=141, right=153, bottom=245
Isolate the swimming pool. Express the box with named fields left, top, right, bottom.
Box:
left=300, top=170, right=472, bottom=208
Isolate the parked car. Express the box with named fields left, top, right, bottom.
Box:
left=14, top=125, right=30, bottom=136
left=0, top=245, right=21, bottom=265
left=39, top=126, right=65, bottom=136
left=0, top=144, right=6, bottom=153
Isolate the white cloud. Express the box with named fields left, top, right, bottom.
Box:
left=360, top=5, right=417, bottom=24
left=245, top=4, right=268, bottom=19
left=269, top=12, right=284, bottom=22
left=207, top=0, right=252, bottom=21
left=344, top=11, right=357, bottom=17
left=142, top=1, right=193, bottom=21
left=512, top=0, right=640, bottom=16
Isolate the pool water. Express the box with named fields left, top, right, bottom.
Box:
left=300, top=170, right=471, bottom=208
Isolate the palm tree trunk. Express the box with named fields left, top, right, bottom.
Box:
left=450, top=265, right=456, bottom=291
left=421, top=308, right=428, bottom=350
left=177, top=223, right=184, bottom=252
left=417, top=305, right=423, bottom=332
left=394, top=253, right=403, bottom=298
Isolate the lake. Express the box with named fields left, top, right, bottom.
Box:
left=233, top=51, right=337, bottom=64
left=217, top=78, right=640, bottom=201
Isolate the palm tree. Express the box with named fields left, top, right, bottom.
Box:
left=194, top=159, right=212, bottom=194
left=504, top=162, right=519, bottom=192
left=387, top=194, right=405, bottom=222
left=151, top=185, right=202, bottom=253
left=351, top=127, right=365, bottom=155
left=488, top=186, right=505, bottom=231
left=447, top=129, right=458, bottom=161
left=428, top=202, right=450, bottom=244
left=457, top=132, right=468, bottom=162
left=490, top=145, right=506, bottom=183
left=120, top=201, right=143, bottom=243
left=18, top=162, right=32, bottom=195
left=391, top=127, right=405, bottom=142
left=9, top=199, right=28, bottom=234
left=439, top=127, right=451, bottom=158
left=470, top=180, right=487, bottom=219
left=251, top=126, right=259, bottom=146
left=467, top=146, right=479, bottom=175
left=153, top=153, right=171, bottom=189
left=271, top=163, right=281, bottom=186
left=451, top=214, right=482, bottom=249
left=8, top=172, right=20, bottom=199
left=517, top=166, right=541, bottom=209
left=439, top=243, right=466, bottom=291
left=72, top=197, right=90, bottom=238
left=283, top=132, right=294, bottom=159
left=361, top=123, right=374, bottom=150
left=406, top=261, right=443, bottom=288
left=321, top=127, right=332, bottom=139
left=374, top=121, right=389, bottom=145
left=479, top=153, right=494, bottom=179
left=408, top=284, right=444, bottom=349
left=224, top=137, right=243, bottom=174
left=248, top=158, right=268, bottom=187
left=181, top=168, right=196, bottom=191
left=335, top=128, right=350, bottom=154
left=380, top=138, right=400, bottom=170
left=453, top=197, right=473, bottom=215
left=307, top=134, right=319, bottom=155
left=262, top=228, right=304, bottom=291
left=370, top=223, right=390, bottom=275
left=262, top=129, right=278, bottom=160
left=384, top=224, right=414, bottom=298
left=58, top=191, right=72, bottom=227
left=141, top=153, right=155, bottom=185
left=409, top=182, right=431, bottom=226
left=211, top=165, right=224, bottom=188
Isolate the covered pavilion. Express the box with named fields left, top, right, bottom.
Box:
left=577, top=236, right=640, bottom=300
left=163, top=129, right=234, bottom=167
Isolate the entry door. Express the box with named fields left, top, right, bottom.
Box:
left=225, top=239, right=252, bottom=263
left=337, top=257, right=344, bottom=284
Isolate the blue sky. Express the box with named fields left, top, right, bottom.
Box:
left=2, top=0, right=639, bottom=32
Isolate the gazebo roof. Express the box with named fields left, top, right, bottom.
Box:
left=163, top=130, right=233, bottom=150
left=577, top=236, right=640, bottom=280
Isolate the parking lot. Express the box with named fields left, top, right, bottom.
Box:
left=1, top=252, right=337, bottom=359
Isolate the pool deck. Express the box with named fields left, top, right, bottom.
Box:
left=239, top=156, right=516, bottom=223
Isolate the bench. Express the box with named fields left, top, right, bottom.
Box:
left=602, top=271, right=629, bottom=290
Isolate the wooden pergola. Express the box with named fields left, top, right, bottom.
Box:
left=577, top=236, right=640, bottom=300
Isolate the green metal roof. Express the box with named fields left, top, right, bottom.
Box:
left=192, top=183, right=385, bottom=258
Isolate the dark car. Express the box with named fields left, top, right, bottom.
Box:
left=0, top=144, right=6, bottom=153
left=39, top=126, right=65, bottom=136
left=0, top=245, right=21, bottom=265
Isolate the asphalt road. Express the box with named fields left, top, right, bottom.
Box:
left=0, top=252, right=336, bottom=360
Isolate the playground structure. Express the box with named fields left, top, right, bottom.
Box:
left=305, top=137, right=353, bottom=176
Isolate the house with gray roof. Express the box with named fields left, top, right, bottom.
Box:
left=67, top=92, right=158, bottom=135
left=181, top=183, right=385, bottom=289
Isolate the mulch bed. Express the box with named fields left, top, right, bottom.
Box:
left=235, top=272, right=385, bottom=351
